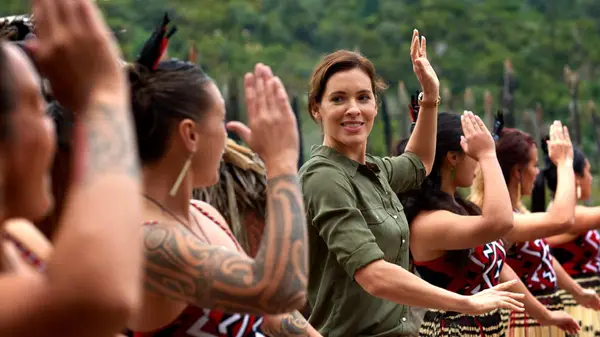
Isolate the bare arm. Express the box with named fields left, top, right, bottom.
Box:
left=570, top=205, right=600, bottom=233
left=262, top=311, right=322, bottom=337
left=499, top=265, right=552, bottom=321
left=143, top=173, right=307, bottom=315
left=355, top=260, right=523, bottom=314
left=410, top=156, right=512, bottom=252
left=553, top=259, right=584, bottom=297
left=504, top=162, right=575, bottom=244
left=404, top=30, right=439, bottom=175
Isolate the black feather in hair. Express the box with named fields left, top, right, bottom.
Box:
left=137, top=13, right=177, bottom=71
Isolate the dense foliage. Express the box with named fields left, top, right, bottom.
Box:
left=4, top=0, right=600, bottom=201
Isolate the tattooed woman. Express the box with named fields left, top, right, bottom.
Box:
left=396, top=111, right=578, bottom=337
left=469, top=119, right=597, bottom=336
left=0, top=0, right=144, bottom=335
left=127, top=17, right=313, bottom=337
left=532, top=139, right=600, bottom=337
left=299, top=30, right=524, bottom=337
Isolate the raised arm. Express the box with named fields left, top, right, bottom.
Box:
left=143, top=65, right=308, bottom=315
left=504, top=122, right=576, bottom=244
left=0, top=0, right=144, bottom=335
left=410, top=112, right=513, bottom=251
left=403, top=29, right=440, bottom=175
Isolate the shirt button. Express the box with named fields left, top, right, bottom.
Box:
left=402, top=317, right=407, bottom=322
left=402, top=239, right=406, bottom=244
left=393, top=215, right=398, bottom=219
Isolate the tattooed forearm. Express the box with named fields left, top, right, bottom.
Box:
left=81, top=102, right=140, bottom=181
left=143, top=174, right=308, bottom=315
left=262, top=311, right=309, bottom=337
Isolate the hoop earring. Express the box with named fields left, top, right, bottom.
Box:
left=169, top=154, right=193, bottom=197
left=577, top=185, right=582, bottom=199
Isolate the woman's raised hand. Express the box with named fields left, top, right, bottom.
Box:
left=460, top=111, right=496, bottom=161
left=547, top=121, right=573, bottom=166
left=410, top=29, right=439, bottom=99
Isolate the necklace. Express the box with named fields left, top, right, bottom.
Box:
left=143, top=194, right=212, bottom=244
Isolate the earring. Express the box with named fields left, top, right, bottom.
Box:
left=169, top=154, right=193, bottom=197
left=577, top=185, right=582, bottom=199
left=450, top=167, right=455, bottom=181
left=516, top=181, right=522, bottom=202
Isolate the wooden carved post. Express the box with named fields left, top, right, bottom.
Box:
left=398, top=81, right=409, bottom=138
left=533, top=102, right=544, bottom=143
left=380, top=95, right=392, bottom=155
left=464, top=87, right=474, bottom=112
left=500, top=58, right=516, bottom=127
left=523, top=109, right=537, bottom=140
left=564, top=65, right=582, bottom=146
left=588, top=101, right=600, bottom=166
left=291, top=95, right=304, bottom=168
left=226, top=78, right=241, bottom=142
left=483, top=90, right=493, bottom=129
left=442, top=86, right=453, bottom=113
left=188, top=40, right=198, bottom=64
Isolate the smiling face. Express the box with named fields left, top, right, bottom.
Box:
left=312, top=68, right=377, bottom=154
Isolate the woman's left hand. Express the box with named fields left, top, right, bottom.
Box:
left=410, top=29, right=439, bottom=98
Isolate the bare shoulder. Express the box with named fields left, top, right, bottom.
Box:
left=190, top=200, right=228, bottom=225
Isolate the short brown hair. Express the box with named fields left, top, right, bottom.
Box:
left=308, top=50, right=387, bottom=121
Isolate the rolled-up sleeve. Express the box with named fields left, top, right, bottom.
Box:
left=380, top=152, right=426, bottom=194
left=301, top=162, right=384, bottom=279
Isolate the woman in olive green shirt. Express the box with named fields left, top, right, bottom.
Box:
left=299, top=30, right=525, bottom=337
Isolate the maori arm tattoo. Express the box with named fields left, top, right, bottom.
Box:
left=143, top=174, right=308, bottom=314
left=262, top=311, right=310, bottom=337
left=79, top=102, right=140, bottom=181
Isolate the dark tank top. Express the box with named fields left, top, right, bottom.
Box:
left=414, top=240, right=506, bottom=295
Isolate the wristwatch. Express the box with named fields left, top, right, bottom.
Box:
left=418, top=92, right=441, bottom=108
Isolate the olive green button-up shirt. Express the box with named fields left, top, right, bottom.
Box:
left=299, top=145, right=426, bottom=337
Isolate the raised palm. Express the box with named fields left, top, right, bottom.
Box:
left=410, top=29, right=439, bottom=96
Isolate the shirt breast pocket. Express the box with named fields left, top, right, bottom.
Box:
left=361, top=208, right=389, bottom=226
left=361, top=208, right=402, bottom=262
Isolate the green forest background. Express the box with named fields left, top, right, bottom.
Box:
left=3, top=0, right=600, bottom=205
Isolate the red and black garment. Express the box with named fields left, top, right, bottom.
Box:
left=414, top=240, right=507, bottom=295
left=550, top=230, right=600, bottom=277
left=415, top=241, right=508, bottom=337
left=506, top=239, right=557, bottom=293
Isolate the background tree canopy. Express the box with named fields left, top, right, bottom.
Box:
left=3, top=0, right=600, bottom=203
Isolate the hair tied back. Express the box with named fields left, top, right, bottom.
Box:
left=492, top=109, right=504, bottom=141
left=409, top=91, right=420, bottom=132
left=137, top=13, right=178, bottom=71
